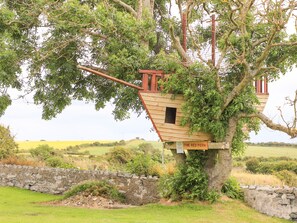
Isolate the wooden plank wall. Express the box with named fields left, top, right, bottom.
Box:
left=139, top=92, right=212, bottom=142
left=256, top=94, right=269, bottom=112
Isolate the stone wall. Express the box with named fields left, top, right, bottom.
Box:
left=0, top=164, right=159, bottom=205
left=2, top=164, right=297, bottom=220
left=242, top=185, right=297, bottom=221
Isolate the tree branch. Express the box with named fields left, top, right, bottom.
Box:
left=169, top=24, right=192, bottom=65
left=272, top=42, right=297, bottom=47
left=221, top=75, right=253, bottom=113
left=111, top=0, right=137, bottom=17
left=240, top=112, right=297, bottom=138
left=82, top=29, right=108, bottom=39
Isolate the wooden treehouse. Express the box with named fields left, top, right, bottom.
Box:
left=78, top=14, right=269, bottom=152
left=78, top=65, right=269, bottom=152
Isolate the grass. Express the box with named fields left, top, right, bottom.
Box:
left=0, top=187, right=290, bottom=223
left=231, top=168, right=283, bottom=186
left=245, top=145, right=297, bottom=159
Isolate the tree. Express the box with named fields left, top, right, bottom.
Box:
left=0, top=125, right=18, bottom=159
left=1, top=0, right=297, bottom=190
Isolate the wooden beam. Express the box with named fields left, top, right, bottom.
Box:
left=78, top=65, right=143, bottom=90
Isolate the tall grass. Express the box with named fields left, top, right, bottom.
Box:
left=231, top=168, right=283, bottom=186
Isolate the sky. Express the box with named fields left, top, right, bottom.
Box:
left=1, top=69, right=297, bottom=143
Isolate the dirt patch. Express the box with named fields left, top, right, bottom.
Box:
left=44, top=192, right=136, bottom=209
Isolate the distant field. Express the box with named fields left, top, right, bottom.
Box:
left=17, top=140, right=297, bottom=158
left=245, top=145, right=297, bottom=159
left=16, top=140, right=100, bottom=150
left=16, top=139, right=164, bottom=156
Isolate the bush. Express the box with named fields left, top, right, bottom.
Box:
left=159, top=151, right=219, bottom=203
left=0, top=125, right=18, bottom=159
left=126, top=154, right=155, bottom=176
left=30, top=144, right=56, bottom=160
left=106, top=147, right=133, bottom=165
left=246, top=157, right=297, bottom=175
left=45, top=156, right=76, bottom=169
left=64, top=181, right=125, bottom=203
left=274, top=170, right=297, bottom=187
left=246, top=158, right=260, bottom=173
left=222, top=177, right=244, bottom=200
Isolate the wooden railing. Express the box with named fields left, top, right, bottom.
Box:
left=140, top=69, right=269, bottom=95
left=255, top=77, right=268, bottom=95
left=139, top=70, right=164, bottom=92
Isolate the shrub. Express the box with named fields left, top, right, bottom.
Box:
left=274, top=170, right=297, bottom=187
left=0, top=125, right=18, bottom=159
left=106, top=147, right=133, bottom=165
left=246, top=158, right=260, bottom=173
left=64, top=181, right=125, bottom=203
left=45, top=156, right=76, bottom=169
left=126, top=154, right=154, bottom=176
left=30, top=144, right=56, bottom=160
left=159, top=151, right=219, bottom=203
left=246, top=158, right=297, bottom=175
left=221, top=177, right=244, bottom=200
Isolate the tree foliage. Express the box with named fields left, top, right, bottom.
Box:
left=0, top=125, right=18, bottom=159
left=2, top=0, right=297, bottom=189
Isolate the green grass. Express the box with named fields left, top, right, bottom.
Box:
left=0, top=187, right=290, bottom=223
left=245, top=145, right=297, bottom=159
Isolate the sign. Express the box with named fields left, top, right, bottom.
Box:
left=165, top=141, right=208, bottom=150
left=183, top=141, right=208, bottom=150
left=176, top=142, right=184, bottom=153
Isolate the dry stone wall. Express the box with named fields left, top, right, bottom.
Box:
left=0, top=164, right=159, bottom=205
left=2, top=164, right=297, bottom=220
left=242, top=185, right=297, bottom=221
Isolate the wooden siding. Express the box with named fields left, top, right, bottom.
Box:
left=256, top=94, right=269, bottom=112
left=139, top=92, right=269, bottom=143
left=138, top=92, right=212, bottom=142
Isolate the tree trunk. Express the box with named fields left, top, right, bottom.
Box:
left=170, top=149, right=186, bottom=165
left=204, top=149, right=232, bottom=191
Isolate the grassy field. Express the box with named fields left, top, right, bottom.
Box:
left=17, top=140, right=297, bottom=158
left=16, top=139, right=164, bottom=156
left=244, top=145, right=297, bottom=159
left=0, top=187, right=290, bottom=223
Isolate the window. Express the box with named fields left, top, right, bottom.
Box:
left=165, top=107, right=177, bottom=124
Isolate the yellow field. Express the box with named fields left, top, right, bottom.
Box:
left=16, top=139, right=163, bottom=154
left=16, top=140, right=110, bottom=150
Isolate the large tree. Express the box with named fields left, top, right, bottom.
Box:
left=1, top=0, right=297, bottom=190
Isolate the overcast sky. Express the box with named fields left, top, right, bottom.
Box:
left=0, top=69, right=296, bottom=143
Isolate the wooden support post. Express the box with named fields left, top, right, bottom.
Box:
left=151, top=74, right=157, bottom=92
left=212, top=15, right=216, bottom=66
left=142, top=73, right=149, bottom=91
left=257, top=80, right=261, bottom=93
left=264, top=77, right=268, bottom=94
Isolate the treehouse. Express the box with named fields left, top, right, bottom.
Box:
left=78, top=15, right=269, bottom=152
left=78, top=65, right=269, bottom=152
